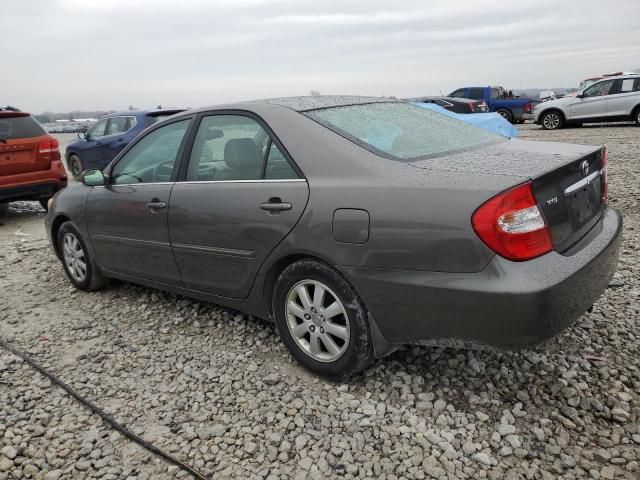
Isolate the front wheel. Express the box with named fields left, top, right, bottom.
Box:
left=272, top=259, right=375, bottom=379
left=67, top=154, right=83, bottom=181
left=57, top=221, right=108, bottom=291
left=541, top=111, right=564, bottom=130
left=634, top=108, right=640, bottom=126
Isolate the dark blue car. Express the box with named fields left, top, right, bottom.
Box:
left=65, top=109, right=184, bottom=179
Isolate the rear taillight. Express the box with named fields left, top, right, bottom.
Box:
left=467, top=102, right=475, bottom=112
left=38, top=137, right=59, bottom=154
left=601, top=145, right=608, bottom=204
left=472, top=181, right=553, bottom=262
left=523, top=103, right=532, bottom=113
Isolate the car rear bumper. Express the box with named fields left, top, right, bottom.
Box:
left=0, top=160, right=67, bottom=202
left=341, top=208, right=622, bottom=349
left=522, top=113, right=533, bottom=121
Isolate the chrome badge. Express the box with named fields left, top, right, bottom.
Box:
left=580, top=160, right=590, bottom=177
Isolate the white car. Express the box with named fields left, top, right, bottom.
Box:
left=533, top=75, right=640, bottom=130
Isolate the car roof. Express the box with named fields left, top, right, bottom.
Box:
left=178, top=96, right=398, bottom=116
left=105, top=108, right=185, bottom=118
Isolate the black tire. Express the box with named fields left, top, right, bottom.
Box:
left=541, top=110, right=564, bottom=130
left=272, top=259, right=375, bottom=379
left=67, top=154, right=83, bottom=181
left=634, top=107, right=640, bottom=126
left=39, top=199, right=49, bottom=211
left=497, top=109, right=514, bottom=123
left=57, top=221, right=108, bottom=291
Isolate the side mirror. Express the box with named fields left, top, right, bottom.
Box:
left=82, top=169, right=105, bottom=187
left=77, top=132, right=86, bottom=140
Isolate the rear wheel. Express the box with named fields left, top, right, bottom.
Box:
left=634, top=107, right=640, bottom=126
left=497, top=109, right=514, bottom=123
left=272, top=259, right=375, bottom=379
left=68, top=154, right=83, bottom=181
left=541, top=110, right=564, bottom=130
left=57, top=221, right=107, bottom=291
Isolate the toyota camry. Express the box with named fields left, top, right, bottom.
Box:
left=46, top=96, right=622, bottom=378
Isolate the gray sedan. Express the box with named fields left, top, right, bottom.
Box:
left=46, top=96, right=622, bottom=378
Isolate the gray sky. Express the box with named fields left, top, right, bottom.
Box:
left=2, top=0, right=639, bottom=113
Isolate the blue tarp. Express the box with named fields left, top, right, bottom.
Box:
left=411, top=102, right=519, bottom=138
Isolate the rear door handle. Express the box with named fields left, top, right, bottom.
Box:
left=146, top=199, right=167, bottom=211
left=260, top=198, right=292, bottom=212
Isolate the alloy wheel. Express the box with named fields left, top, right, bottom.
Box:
left=62, top=232, right=87, bottom=282
left=285, top=280, right=350, bottom=362
left=543, top=112, right=561, bottom=129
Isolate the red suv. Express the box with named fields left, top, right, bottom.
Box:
left=0, top=107, right=67, bottom=210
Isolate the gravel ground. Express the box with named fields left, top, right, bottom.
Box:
left=1, top=124, right=638, bottom=480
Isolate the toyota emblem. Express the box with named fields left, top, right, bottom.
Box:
left=580, top=160, right=589, bottom=177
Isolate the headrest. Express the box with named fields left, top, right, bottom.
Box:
left=224, top=138, right=262, bottom=169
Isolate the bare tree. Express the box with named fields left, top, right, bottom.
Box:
left=310, top=90, right=321, bottom=96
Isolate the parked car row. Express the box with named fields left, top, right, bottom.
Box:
left=43, top=96, right=621, bottom=378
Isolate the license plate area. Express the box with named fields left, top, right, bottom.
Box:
left=565, top=173, right=602, bottom=230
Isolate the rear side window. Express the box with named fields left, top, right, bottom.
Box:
left=306, top=102, right=502, bottom=160
left=107, top=116, right=135, bottom=135
left=448, top=89, right=466, bottom=98
left=0, top=115, right=45, bottom=140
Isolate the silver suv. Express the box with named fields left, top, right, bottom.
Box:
left=533, top=75, right=640, bottom=129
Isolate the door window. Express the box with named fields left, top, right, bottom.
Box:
left=264, top=142, right=298, bottom=179
left=583, top=79, right=614, bottom=97
left=186, top=115, right=269, bottom=181
left=88, top=119, right=108, bottom=139
left=617, top=78, right=636, bottom=94
left=490, top=88, right=503, bottom=99
left=106, top=116, right=135, bottom=135
left=111, top=119, right=190, bottom=184
left=468, top=88, right=484, bottom=100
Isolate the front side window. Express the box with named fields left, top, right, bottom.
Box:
left=305, top=102, right=502, bottom=160
left=583, top=79, right=614, bottom=97
left=111, top=119, right=190, bottom=184
left=490, top=88, right=503, bottom=99
left=88, top=119, right=108, bottom=139
left=186, top=115, right=268, bottom=181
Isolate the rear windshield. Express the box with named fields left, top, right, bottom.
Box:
left=305, top=102, right=502, bottom=160
left=0, top=115, right=46, bottom=140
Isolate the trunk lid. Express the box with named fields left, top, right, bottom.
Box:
left=409, top=138, right=606, bottom=254
left=533, top=148, right=605, bottom=252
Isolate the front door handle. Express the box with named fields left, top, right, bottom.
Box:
left=260, top=197, right=292, bottom=212
left=146, top=198, right=167, bottom=211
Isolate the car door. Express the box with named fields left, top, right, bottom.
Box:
left=102, top=115, right=135, bottom=163
left=569, top=79, right=614, bottom=120
left=605, top=78, right=640, bottom=118
left=85, top=116, right=193, bottom=285
left=168, top=112, right=309, bottom=298
left=80, top=118, right=109, bottom=168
